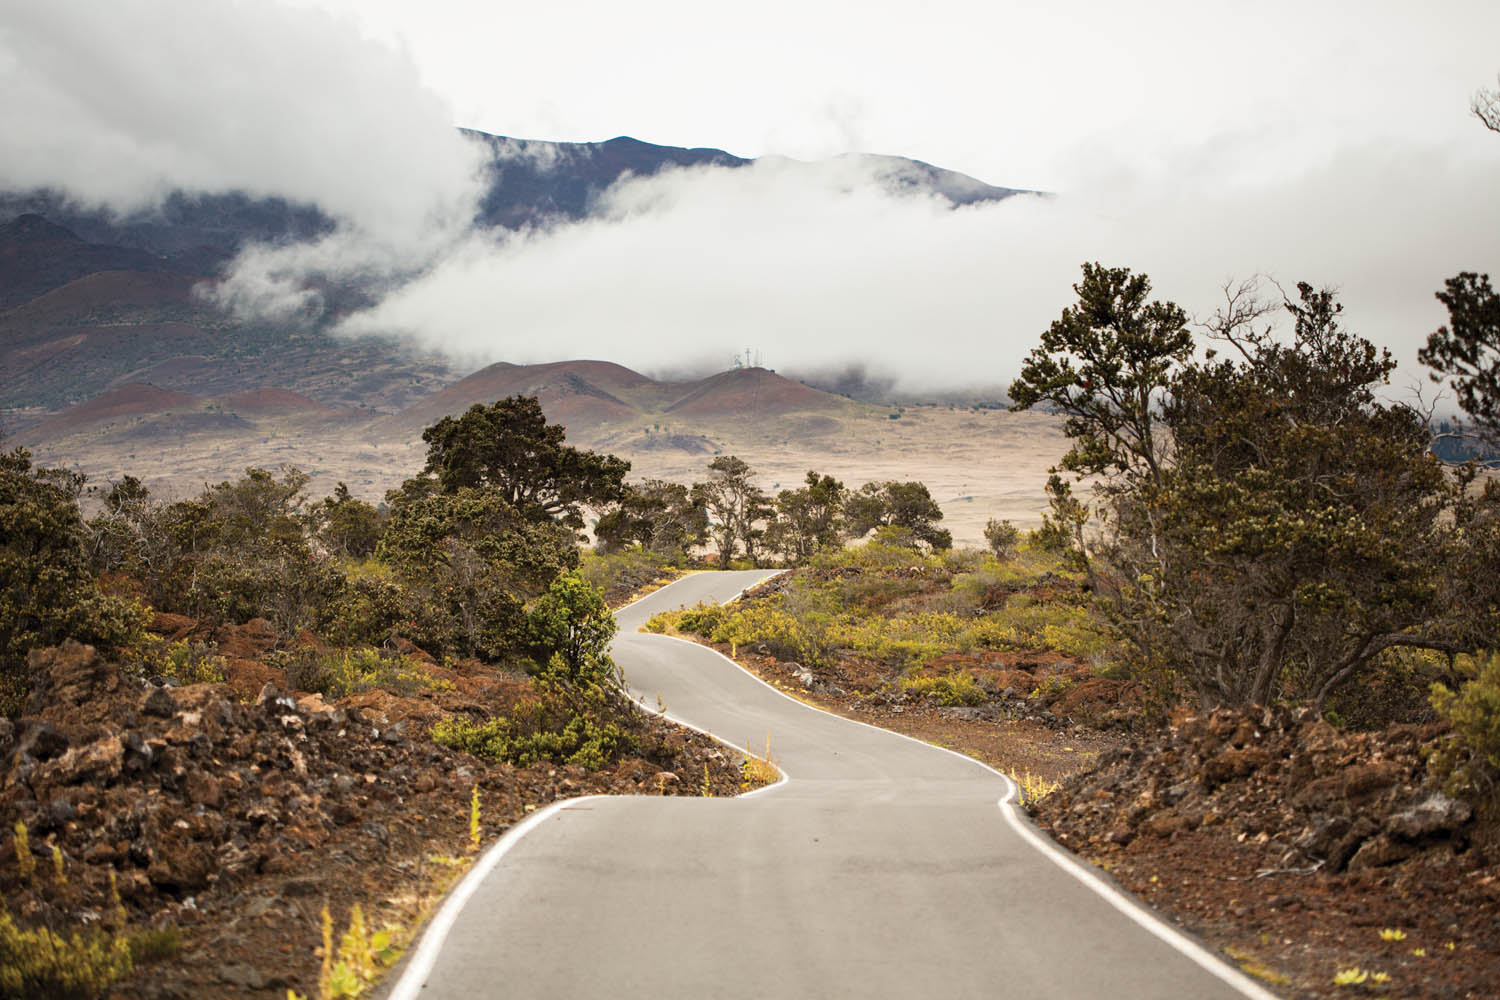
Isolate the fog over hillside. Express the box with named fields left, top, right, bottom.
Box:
left=2, top=0, right=1497, bottom=396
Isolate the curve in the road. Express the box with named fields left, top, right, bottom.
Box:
left=389, top=570, right=1281, bottom=1000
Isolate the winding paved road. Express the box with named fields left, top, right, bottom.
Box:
left=389, top=571, right=1277, bottom=999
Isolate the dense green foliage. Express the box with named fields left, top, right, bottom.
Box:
left=378, top=482, right=578, bottom=660
left=420, top=395, right=628, bottom=529
left=1420, top=271, right=1500, bottom=448
left=307, top=482, right=385, bottom=558
left=843, top=480, right=952, bottom=551
left=1430, top=654, right=1500, bottom=810
left=430, top=652, right=631, bottom=770
left=525, top=571, right=617, bottom=684
left=3, top=394, right=641, bottom=744
left=1, top=449, right=137, bottom=712
left=764, top=471, right=846, bottom=563
left=593, top=479, right=707, bottom=558
left=1012, top=266, right=1500, bottom=711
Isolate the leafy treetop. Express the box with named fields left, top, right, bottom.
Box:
left=420, top=396, right=629, bottom=529
left=1009, top=262, right=1192, bottom=483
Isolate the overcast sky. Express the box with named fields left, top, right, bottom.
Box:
left=2, top=0, right=1498, bottom=393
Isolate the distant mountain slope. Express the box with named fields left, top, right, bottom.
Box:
left=0, top=214, right=187, bottom=309
left=466, top=133, right=750, bottom=229
left=21, top=382, right=203, bottom=439
left=374, top=361, right=853, bottom=445
left=0, top=130, right=1029, bottom=262
left=664, top=367, right=842, bottom=418
left=1, top=130, right=1024, bottom=431
left=0, top=190, right=333, bottom=261
left=219, top=388, right=346, bottom=417
left=379, top=359, right=650, bottom=435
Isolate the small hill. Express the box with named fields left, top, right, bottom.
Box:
left=218, top=388, right=344, bottom=417
left=21, top=382, right=203, bottom=440
left=664, top=368, right=843, bottom=418
left=0, top=270, right=206, bottom=336
left=380, top=360, right=647, bottom=435
left=0, top=214, right=180, bottom=310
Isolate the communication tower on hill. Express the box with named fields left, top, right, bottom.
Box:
left=731, top=348, right=762, bottom=370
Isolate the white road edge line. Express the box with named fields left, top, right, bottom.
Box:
left=636, top=575, right=1283, bottom=1000
left=385, top=571, right=781, bottom=1000
left=392, top=570, right=1280, bottom=1000
left=386, top=793, right=611, bottom=1000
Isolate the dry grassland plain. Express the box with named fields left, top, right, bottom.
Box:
left=29, top=404, right=1069, bottom=547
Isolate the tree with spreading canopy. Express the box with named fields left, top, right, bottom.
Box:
left=1012, top=264, right=1496, bottom=711
left=766, top=471, right=846, bottom=564
left=843, top=480, right=952, bottom=551
left=420, top=396, right=629, bottom=529
left=693, top=456, right=772, bottom=565
left=593, top=479, right=708, bottom=559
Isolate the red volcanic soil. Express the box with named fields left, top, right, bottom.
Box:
left=383, top=360, right=645, bottom=434
left=1, top=271, right=206, bottom=332
left=664, top=367, right=841, bottom=418
left=0, top=214, right=174, bottom=309
left=21, top=382, right=202, bottom=439
left=218, top=387, right=343, bottom=417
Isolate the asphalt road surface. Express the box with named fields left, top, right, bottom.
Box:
left=389, top=571, right=1277, bottom=1000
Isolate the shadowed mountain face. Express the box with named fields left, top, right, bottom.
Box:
left=0, top=130, right=1027, bottom=263
left=0, top=214, right=193, bottom=309
left=0, top=130, right=1023, bottom=433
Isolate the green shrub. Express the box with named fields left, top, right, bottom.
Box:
left=0, top=909, right=133, bottom=999
left=430, top=659, right=632, bottom=771
left=900, top=670, right=986, bottom=706
left=1430, top=653, right=1500, bottom=809
left=321, top=575, right=407, bottom=648
left=983, top=518, right=1020, bottom=559
left=1, top=449, right=138, bottom=715
left=151, top=640, right=227, bottom=685
left=270, top=647, right=454, bottom=699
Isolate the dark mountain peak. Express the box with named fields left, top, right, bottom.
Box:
left=0, top=213, right=83, bottom=247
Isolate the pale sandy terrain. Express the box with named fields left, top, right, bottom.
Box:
left=28, top=404, right=1069, bottom=548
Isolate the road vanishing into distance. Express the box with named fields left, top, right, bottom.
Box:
left=388, top=571, right=1277, bottom=1000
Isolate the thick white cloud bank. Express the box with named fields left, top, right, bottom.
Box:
left=0, top=0, right=484, bottom=242
left=2, top=0, right=1498, bottom=395
left=339, top=145, right=1500, bottom=392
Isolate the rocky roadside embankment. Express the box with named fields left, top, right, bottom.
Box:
left=1, top=639, right=749, bottom=997
left=1031, top=707, right=1500, bottom=998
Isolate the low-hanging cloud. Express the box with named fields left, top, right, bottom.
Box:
left=336, top=142, right=1500, bottom=394
left=0, top=0, right=486, bottom=314
left=4, top=1, right=1497, bottom=396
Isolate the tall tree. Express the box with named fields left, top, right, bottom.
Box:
left=1013, top=269, right=1492, bottom=710
left=594, top=479, right=708, bottom=558
left=1009, top=262, right=1192, bottom=486
left=1420, top=272, right=1500, bottom=449
left=420, top=396, right=629, bottom=529
left=692, top=456, right=771, bottom=565
left=844, top=480, right=951, bottom=551
left=766, top=471, right=845, bottom=564
left=306, top=482, right=385, bottom=559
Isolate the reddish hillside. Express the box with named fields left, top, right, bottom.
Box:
left=21, top=382, right=202, bottom=440
left=382, top=360, right=643, bottom=435
left=218, top=388, right=344, bottom=417
left=0, top=214, right=176, bottom=310
left=664, top=367, right=842, bottom=418
left=1, top=270, right=206, bottom=335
